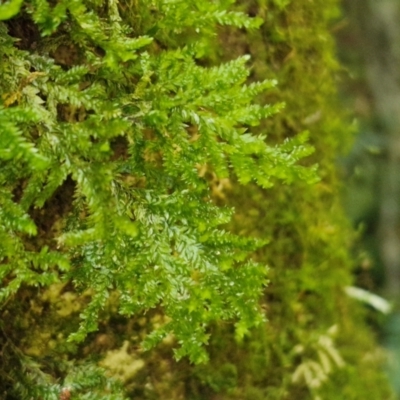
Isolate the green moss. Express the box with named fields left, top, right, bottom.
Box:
left=0, top=0, right=392, bottom=399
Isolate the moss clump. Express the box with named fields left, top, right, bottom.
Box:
left=0, top=1, right=392, bottom=399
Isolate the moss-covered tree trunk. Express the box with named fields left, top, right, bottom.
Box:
left=0, top=1, right=393, bottom=399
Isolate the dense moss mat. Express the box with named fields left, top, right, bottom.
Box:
left=194, top=2, right=393, bottom=399
left=0, top=0, right=393, bottom=399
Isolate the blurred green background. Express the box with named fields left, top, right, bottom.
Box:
left=337, top=0, right=400, bottom=395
